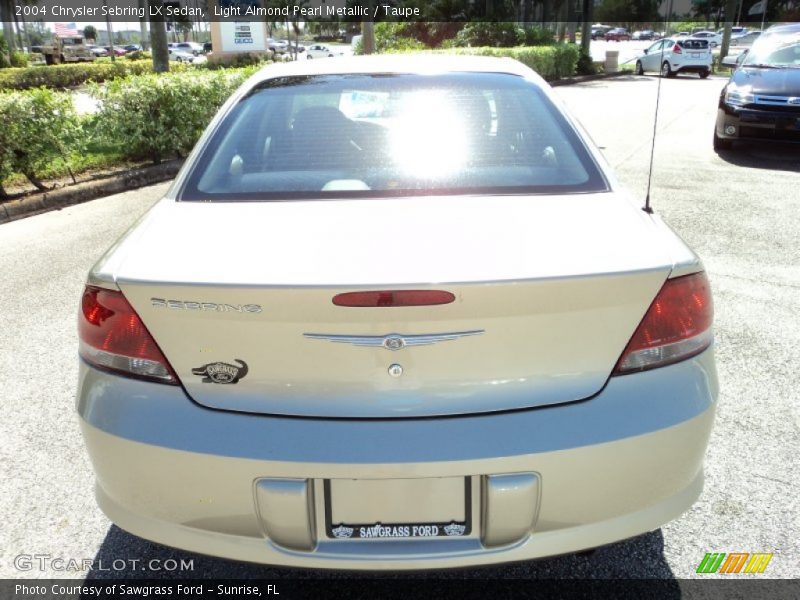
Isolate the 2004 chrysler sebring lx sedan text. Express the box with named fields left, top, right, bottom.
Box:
left=77, top=55, right=717, bottom=569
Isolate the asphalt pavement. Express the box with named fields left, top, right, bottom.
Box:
left=0, top=74, right=798, bottom=582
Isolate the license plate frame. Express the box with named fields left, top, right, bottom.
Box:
left=323, top=478, right=472, bottom=540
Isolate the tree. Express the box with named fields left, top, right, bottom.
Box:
left=0, top=0, right=17, bottom=54
left=83, top=25, right=97, bottom=41
left=149, top=0, right=169, bottom=72
left=174, top=13, right=193, bottom=42
left=594, top=0, right=662, bottom=23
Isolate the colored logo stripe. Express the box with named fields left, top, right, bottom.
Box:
left=696, top=552, right=773, bottom=574
left=697, top=553, right=726, bottom=573
left=744, top=553, right=773, bottom=573
left=720, top=553, right=749, bottom=573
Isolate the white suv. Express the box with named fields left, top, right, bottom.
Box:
left=635, top=37, right=713, bottom=78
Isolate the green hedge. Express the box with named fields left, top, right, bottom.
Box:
left=0, top=88, right=80, bottom=195
left=91, top=68, right=256, bottom=163
left=0, top=66, right=258, bottom=195
left=425, top=45, right=581, bottom=80
left=0, top=61, right=188, bottom=91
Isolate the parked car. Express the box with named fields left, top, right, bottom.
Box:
left=85, top=44, right=108, bottom=58
left=690, top=31, right=722, bottom=47
left=111, top=46, right=128, bottom=56
left=123, top=44, right=142, bottom=53
left=591, top=26, right=611, bottom=40
left=717, top=26, right=748, bottom=37
left=715, top=23, right=800, bottom=150
left=305, top=44, right=336, bottom=59
left=605, top=28, right=631, bottom=41
left=77, top=55, right=717, bottom=570
left=174, top=42, right=203, bottom=56
left=731, top=31, right=762, bottom=47
left=266, top=38, right=289, bottom=54
left=632, top=30, right=655, bottom=41
left=203, top=41, right=212, bottom=53
left=168, top=48, right=195, bottom=63
left=635, top=37, right=712, bottom=78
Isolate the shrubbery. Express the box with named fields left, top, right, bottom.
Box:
left=9, top=51, right=29, bottom=68
left=353, top=23, right=426, bottom=54
left=90, top=69, right=254, bottom=163
left=0, top=66, right=259, bottom=195
left=455, top=22, right=526, bottom=47
left=204, top=52, right=270, bottom=69
left=0, top=88, right=80, bottom=196
left=402, top=45, right=580, bottom=80
left=0, top=61, right=182, bottom=90
left=123, top=50, right=151, bottom=61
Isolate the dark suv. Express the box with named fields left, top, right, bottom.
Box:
left=715, top=23, right=800, bottom=151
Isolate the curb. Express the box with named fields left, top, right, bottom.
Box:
left=550, top=70, right=630, bottom=87
left=0, top=159, right=184, bottom=225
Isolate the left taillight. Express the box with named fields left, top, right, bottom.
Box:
left=613, top=272, right=713, bottom=375
left=79, top=285, right=178, bottom=384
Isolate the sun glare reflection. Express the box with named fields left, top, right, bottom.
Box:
left=389, top=92, right=468, bottom=179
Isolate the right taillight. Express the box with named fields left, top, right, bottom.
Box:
left=78, top=285, right=178, bottom=384
left=613, top=272, right=713, bottom=375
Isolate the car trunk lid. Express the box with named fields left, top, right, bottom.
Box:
left=109, top=193, right=675, bottom=417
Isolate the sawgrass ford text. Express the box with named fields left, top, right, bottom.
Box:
left=15, top=584, right=272, bottom=596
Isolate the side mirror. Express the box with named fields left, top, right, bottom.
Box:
left=644, top=48, right=649, bottom=54
left=721, top=54, right=740, bottom=67
left=737, top=49, right=749, bottom=64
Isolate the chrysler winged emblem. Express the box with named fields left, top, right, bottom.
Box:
left=303, top=330, right=484, bottom=350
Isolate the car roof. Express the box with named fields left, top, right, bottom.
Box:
left=765, top=22, right=800, bottom=33
left=247, top=54, right=542, bottom=86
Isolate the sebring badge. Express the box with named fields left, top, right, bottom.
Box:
left=303, top=330, right=484, bottom=350
left=192, top=359, right=248, bottom=384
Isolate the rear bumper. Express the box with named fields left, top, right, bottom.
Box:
left=77, top=349, right=718, bottom=569
left=673, top=61, right=711, bottom=73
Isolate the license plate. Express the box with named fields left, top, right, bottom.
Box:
left=324, top=477, right=471, bottom=540
left=691, top=53, right=702, bottom=58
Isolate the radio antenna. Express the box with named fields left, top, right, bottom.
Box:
left=644, top=7, right=673, bottom=214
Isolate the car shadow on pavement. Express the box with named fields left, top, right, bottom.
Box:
left=715, top=143, right=800, bottom=172
left=84, top=525, right=678, bottom=585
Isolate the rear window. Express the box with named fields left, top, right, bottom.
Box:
left=679, top=39, right=709, bottom=49
left=180, top=72, right=607, bottom=201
